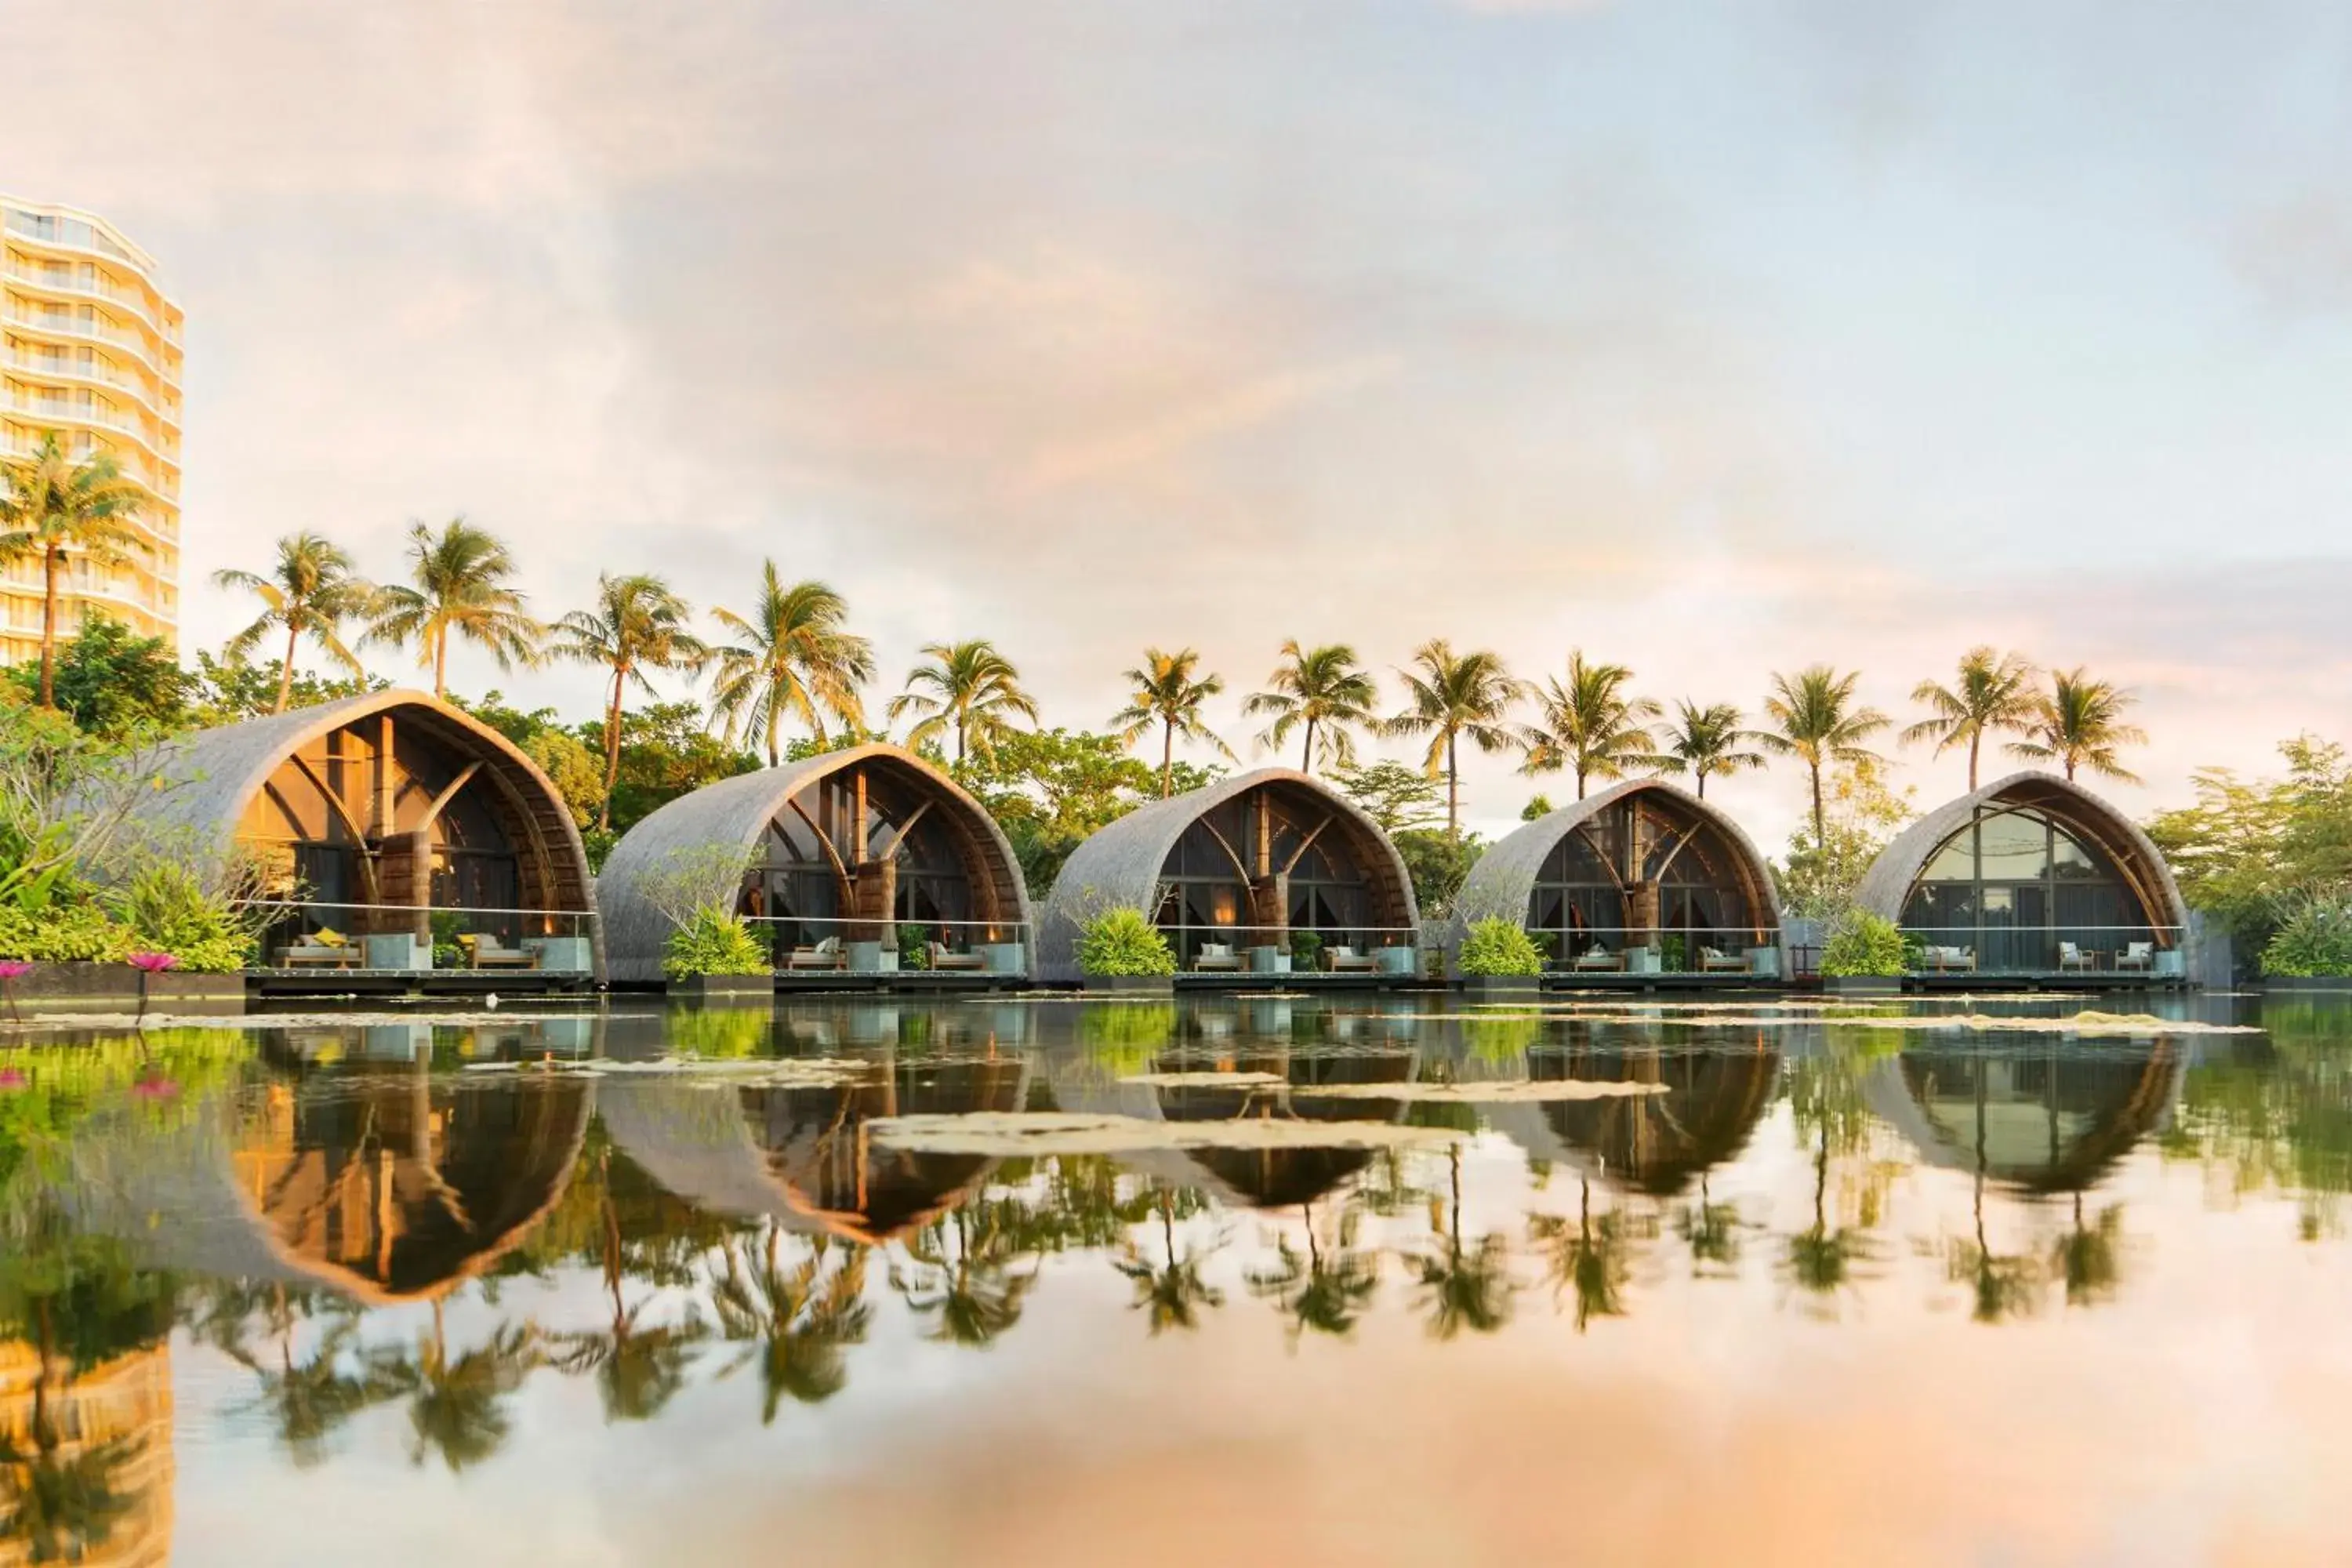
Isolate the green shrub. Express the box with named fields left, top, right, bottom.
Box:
left=1290, top=929, right=1324, bottom=971
left=898, top=923, right=934, bottom=971
left=1820, top=909, right=1908, bottom=977
left=2261, top=889, right=2352, bottom=977
left=113, top=862, right=260, bottom=973
left=663, top=906, right=770, bottom=979
left=1076, top=907, right=1175, bottom=977
left=1458, top=917, right=1543, bottom=977
left=0, top=902, right=135, bottom=964
left=1659, top=934, right=1688, bottom=972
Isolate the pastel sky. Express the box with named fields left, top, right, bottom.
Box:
left=14, top=1, right=2352, bottom=844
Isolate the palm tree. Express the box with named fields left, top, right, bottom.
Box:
left=1242, top=1200, right=1379, bottom=1346
left=1381, top=641, right=1526, bottom=840
left=1520, top=652, right=1665, bottom=800
left=1657, top=701, right=1769, bottom=801
left=552, top=573, right=709, bottom=830
left=1759, top=666, right=1892, bottom=846
left=708, top=1229, right=873, bottom=1421
left=885, top=639, right=1040, bottom=766
left=706, top=565, right=876, bottom=767
left=1904, top=647, right=2041, bottom=790
left=1242, top=641, right=1381, bottom=775
left=363, top=517, right=543, bottom=699
left=0, top=433, right=145, bottom=708
left=214, top=533, right=377, bottom=713
left=1409, top=1146, right=1517, bottom=1339
left=1110, top=648, right=1235, bottom=797
left=2009, top=669, right=2147, bottom=784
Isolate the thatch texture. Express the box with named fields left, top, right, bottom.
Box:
left=1035, top=768, right=1421, bottom=983
left=137, top=688, right=604, bottom=977
left=593, top=744, right=1035, bottom=983
left=1850, top=770, right=2190, bottom=937
left=1446, top=778, right=1781, bottom=953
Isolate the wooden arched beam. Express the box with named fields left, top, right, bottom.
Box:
left=1198, top=818, right=1254, bottom=887
left=1279, top=814, right=1335, bottom=877
left=415, top=762, right=483, bottom=833
left=288, top=753, right=384, bottom=906
left=783, top=794, right=854, bottom=896
left=879, top=799, right=935, bottom=861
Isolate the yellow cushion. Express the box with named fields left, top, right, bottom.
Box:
left=314, top=928, right=348, bottom=948
left=456, top=933, right=480, bottom=949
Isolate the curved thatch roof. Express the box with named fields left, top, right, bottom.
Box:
left=136, top=688, right=603, bottom=975
left=595, top=743, right=1035, bottom=983
left=1863, top=1044, right=2182, bottom=1192
left=1852, top=771, right=2189, bottom=936
left=1036, top=768, right=1421, bottom=982
left=1449, top=777, right=1781, bottom=952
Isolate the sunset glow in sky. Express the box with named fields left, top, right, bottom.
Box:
left=16, top=1, right=2352, bottom=841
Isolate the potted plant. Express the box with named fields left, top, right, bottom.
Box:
left=1456, top=916, right=1544, bottom=1000
left=1077, top=906, right=1177, bottom=995
left=1820, top=909, right=1908, bottom=996
left=664, top=904, right=773, bottom=1004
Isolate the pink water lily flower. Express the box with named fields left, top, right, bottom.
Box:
left=0, top=1069, right=27, bottom=1092
left=0, top=961, right=31, bottom=981
left=128, top=953, right=179, bottom=974
left=130, top=1075, right=179, bottom=1100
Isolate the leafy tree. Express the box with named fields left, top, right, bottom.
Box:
left=1111, top=647, right=1234, bottom=797
left=2009, top=668, right=2147, bottom=783
left=706, top=567, right=874, bottom=767
left=519, top=728, right=606, bottom=828
left=1903, top=646, right=2039, bottom=791
left=1520, top=793, right=1555, bottom=822
left=0, top=433, right=147, bottom=709
left=1760, top=665, right=1892, bottom=846
left=1332, top=760, right=1447, bottom=834
left=213, top=532, right=376, bottom=712
left=552, top=573, right=709, bottom=830
left=1382, top=640, right=1525, bottom=840
left=1242, top=641, right=1379, bottom=775
left=583, top=701, right=761, bottom=835
left=1519, top=652, right=1664, bottom=800
left=1770, top=757, right=1915, bottom=919
left=2147, top=737, right=2352, bottom=954
left=885, top=639, right=1038, bottom=765
left=189, top=651, right=376, bottom=726
left=364, top=517, right=543, bottom=698
left=1657, top=700, right=1768, bottom=800
left=3, top=617, right=189, bottom=737
left=957, top=728, right=1215, bottom=895
left=1393, top=829, right=1483, bottom=921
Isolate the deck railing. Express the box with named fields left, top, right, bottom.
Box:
left=1896, top=924, right=2187, bottom=978
left=239, top=899, right=598, bottom=973
left=741, top=914, right=1032, bottom=975
left=1528, top=927, right=1783, bottom=979
left=1153, top=921, right=1422, bottom=976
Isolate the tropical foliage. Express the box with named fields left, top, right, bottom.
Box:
left=1074, top=906, right=1176, bottom=977
left=706, top=567, right=874, bottom=767
left=365, top=518, right=543, bottom=697
left=1382, top=641, right=1523, bottom=840
left=887, top=639, right=1038, bottom=765
left=1657, top=700, right=1766, bottom=800
left=1519, top=652, right=1663, bottom=800
left=1903, top=647, right=2040, bottom=790
left=215, top=533, right=376, bottom=713
left=1820, top=909, right=1908, bottom=977
left=1111, top=647, right=1233, bottom=797
left=1456, top=916, right=1544, bottom=977
left=552, top=573, right=709, bottom=830
left=1760, top=665, right=1892, bottom=847
left=2009, top=668, right=2147, bottom=784
left=0, top=434, right=146, bottom=709
left=1243, top=641, right=1379, bottom=775
left=662, top=906, right=771, bottom=980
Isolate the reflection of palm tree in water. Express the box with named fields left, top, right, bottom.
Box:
left=708, top=1226, right=873, bottom=1421
left=1944, top=1067, right=2042, bottom=1324
left=1116, top=1187, right=1227, bottom=1336
left=1529, top=1175, right=1647, bottom=1332
left=551, top=1150, right=708, bottom=1421
left=1410, top=1145, right=1515, bottom=1339
left=1244, top=1197, right=1377, bottom=1346
left=379, top=1298, right=540, bottom=1472
left=891, top=1201, right=1040, bottom=1349
left=1674, top=1174, right=1744, bottom=1279
left=2050, top=1193, right=2123, bottom=1307
left=223, top=1285, right=384, bottom=1467
left=1781, top=1118, right=1878, bottom=1316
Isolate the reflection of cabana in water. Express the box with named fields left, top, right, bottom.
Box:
left=0, top=1341, right=175, bottom=1567
left=1508, top=1037, right=1781, bottom=1196
left=137, top=689, right=601, bottom=976
left=62, top=1056, right=592, bottom=1305
left=596, top=744, right=1034, bottom=985
left=598, top=1051, right=1033, bottom=1243
left=1152, top=1044, right=1419, bottom=1209
left=1451, top=779, right=1781, bottom=978
left=1853, top=771, right=2190, bottom=980
left=1038, top=769, right=1421, bottom=982
left=1864, top=1043, right=2182, bottom=1193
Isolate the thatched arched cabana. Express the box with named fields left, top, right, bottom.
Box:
left=595, top=745, right=1034, bottom=984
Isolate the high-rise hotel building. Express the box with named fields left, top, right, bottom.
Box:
left=0, top=196, right=182, bottom=659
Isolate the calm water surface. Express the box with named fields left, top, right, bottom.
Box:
left=5, top=993, right=2350, bottom=1566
